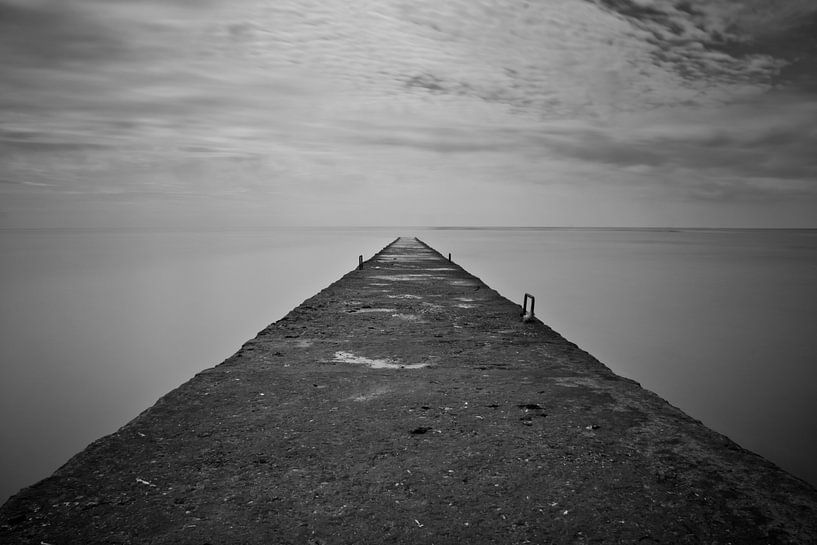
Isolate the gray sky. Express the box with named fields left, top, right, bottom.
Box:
left=1, top=0, right=816, bottom=228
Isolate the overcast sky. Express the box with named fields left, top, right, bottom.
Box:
left=1, top=0, right=816, bottom=228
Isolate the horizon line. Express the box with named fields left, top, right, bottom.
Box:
left=2, top=225, right=817, bottom=232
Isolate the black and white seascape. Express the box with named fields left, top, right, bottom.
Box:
left=1, top=0, right=816, bottom=505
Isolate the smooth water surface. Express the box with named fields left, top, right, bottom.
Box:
left=419, top=228, right=817, bottom=487
left=0, top=228, right=392, bottom=503
left=1, top=228, right=816, bottom=503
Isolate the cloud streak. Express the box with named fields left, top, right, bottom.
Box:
left=0, top=0, right=815, bottom=227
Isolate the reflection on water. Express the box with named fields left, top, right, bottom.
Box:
left=1, top=228, right=816, bottom=503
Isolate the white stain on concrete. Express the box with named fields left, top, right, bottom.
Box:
left=333, top=351, right=429, bottom=369
left=350, top=386, right=391, bottom=402
left=392, top=313, right=423, bottom=321
left=370, top=274, right=445, bottom=281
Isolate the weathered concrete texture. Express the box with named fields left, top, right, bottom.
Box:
left=2, top=237, right=817, bottom=544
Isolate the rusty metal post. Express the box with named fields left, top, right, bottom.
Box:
left=358, top=255, right=363, bottom=269
left=522, top=293, right=535, bottom=322
left=448, top=252, right=452, bottom=262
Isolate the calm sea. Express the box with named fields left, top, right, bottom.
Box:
left=2, top=227, right=816, bottom=503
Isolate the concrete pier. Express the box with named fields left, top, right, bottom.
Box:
left=2, top=237, right=817, bottom=544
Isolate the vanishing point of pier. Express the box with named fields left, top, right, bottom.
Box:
left=2, top=237, right=816, bottom=544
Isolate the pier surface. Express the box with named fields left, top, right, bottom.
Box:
left=2, top=237, right=817, bottom=544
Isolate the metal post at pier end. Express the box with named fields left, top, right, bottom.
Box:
left=448, top=252, right=452, bottom=262
left=522, top=293, right=535, bottom=322
left=359, top=255, right=363, bottom=270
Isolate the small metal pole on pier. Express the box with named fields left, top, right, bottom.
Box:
left=522, top=293, right=535, bottom=322
left=448, top=252, right=452, bottom=262
left=358, top=255, right=363, bottom=270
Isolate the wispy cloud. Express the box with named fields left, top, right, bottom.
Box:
left=590, top=0, right=817, bottom=89
left=0, top=1, right=128, bottom=66
left=0, top=0, right=815, bottom=227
